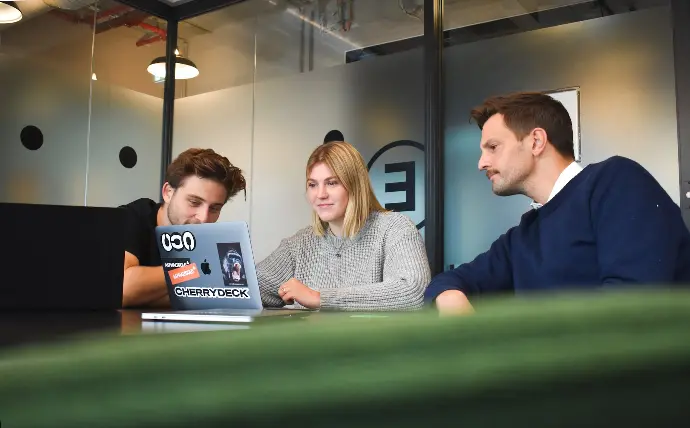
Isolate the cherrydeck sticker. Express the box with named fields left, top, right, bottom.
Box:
left=168, top=263, right=200, bottom=285
left=216, top=243, right=247, bottom=287
left=174, top=287, right=250, bottom=299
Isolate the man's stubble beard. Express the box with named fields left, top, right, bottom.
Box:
left=491, top=166, right=529, bottom=198
left=166, top=202, right=195, bottom=225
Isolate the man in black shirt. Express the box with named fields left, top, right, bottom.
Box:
left=120, top=148, right=246, bottom=307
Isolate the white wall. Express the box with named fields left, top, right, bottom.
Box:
left=0, top=59, right=163, bottom=208
left=0, top=61, right=89, bottom=206
left=172, top=84, right=254, bottom=225
left=87, top=82, right=164, bottom=207
left=182, top=17, right=258, bottom=97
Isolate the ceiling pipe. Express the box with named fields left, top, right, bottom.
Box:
left=94, top=9, right=148, bottom=33
left=96, top=5, right=133, bottom=21
left=48, top=5, right=135, bottom=26
left=136, top=33, right=165, bottom=47
left=137, top=22, right=166, bottom=37
left=48, top=8, right=89, bottom=24
left=48, top=4, right=168, bottom=47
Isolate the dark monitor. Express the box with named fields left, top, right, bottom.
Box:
left=0, top=202, right=125, bottom=310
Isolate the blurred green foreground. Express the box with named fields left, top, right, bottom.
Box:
left=1, top=290, right=689, bottom=428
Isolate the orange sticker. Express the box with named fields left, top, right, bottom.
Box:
left=168, top=263, right=200, bottom=285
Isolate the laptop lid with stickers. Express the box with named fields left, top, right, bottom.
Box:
left=154, top=222, right=263, bottom=311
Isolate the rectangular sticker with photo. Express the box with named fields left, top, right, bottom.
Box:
left=216, top=243, right=247, bottom=287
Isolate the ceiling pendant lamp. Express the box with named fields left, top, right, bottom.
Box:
left=147, top=49, right=199, bottom=80
left=0, top=1, right=22, bottom=24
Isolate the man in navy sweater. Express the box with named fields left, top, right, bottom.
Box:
left=425, top=92, right=690, bottom=315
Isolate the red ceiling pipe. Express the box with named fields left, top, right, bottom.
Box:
left=137, top=22, right=167, bottom=37
left=95, top=9, right=149, bottom=33
left=136, top=34, right=166, bottom=47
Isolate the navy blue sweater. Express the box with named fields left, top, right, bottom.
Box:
left=425, top=156, right=690, bottom=301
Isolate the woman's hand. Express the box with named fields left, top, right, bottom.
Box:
left=278, top=278, right=321, bottom=309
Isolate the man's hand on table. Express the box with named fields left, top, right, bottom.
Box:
left=435, top=290, right=475, bottom=316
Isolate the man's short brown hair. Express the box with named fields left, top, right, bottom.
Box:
left=165, top=148, right=246, bottom=202
left=470, top=92, right=574, bottom=159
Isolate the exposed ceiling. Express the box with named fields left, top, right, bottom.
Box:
left=0, top=0, right=180, bottom=45
left=0, top=0, right=670, bottom=99
left=175, top=0, right=598, bottom=57
left=1, top=0, right=661, bottom=43
left=176, top=0, right=618, bottom=51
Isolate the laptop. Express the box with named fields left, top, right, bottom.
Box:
left=141, top=221, right=313, bottom=323
left=0, top=202, right=124, bottom=310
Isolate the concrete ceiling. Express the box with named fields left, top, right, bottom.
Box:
left=0, top=0, right=649, bottom=41
left=0, top=0, right=670, bottom=99
left=178, top=0, right=597, bottom=52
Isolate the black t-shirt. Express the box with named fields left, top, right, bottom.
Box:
left=121, top=198, right=162, bottom=267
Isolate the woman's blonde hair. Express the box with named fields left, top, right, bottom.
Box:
left=306, top=141, right=386, bottom=238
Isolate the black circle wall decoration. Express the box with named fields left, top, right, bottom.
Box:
left=323, top=129, right=344, bottom=144
left=20, top=126, right=43, bottom=151
left=119, top=146, right=138, bottom=168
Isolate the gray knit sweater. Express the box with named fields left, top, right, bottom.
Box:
left=256, top=211, right=431, bottom=311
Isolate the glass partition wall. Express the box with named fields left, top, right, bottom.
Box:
left=172, top=0, right=427, bottom=263
left=0, top=1, right=97, bottom=206
left=4, top=0, right=686, bottom=273
left=0, top=0, right=164, bottom=208
left=441, top=0, right=677, bottom=269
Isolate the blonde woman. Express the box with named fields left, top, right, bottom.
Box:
left=257, top=141, right=431, bottom=311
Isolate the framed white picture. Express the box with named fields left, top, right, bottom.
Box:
left=545, top=87, right=581, bottom=162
